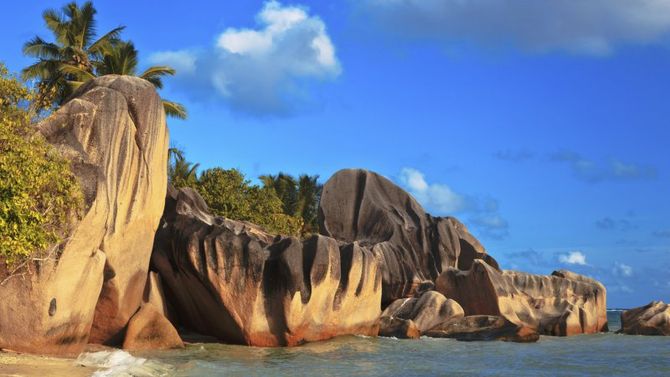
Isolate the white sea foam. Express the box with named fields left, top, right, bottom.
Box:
left=76, top=350, right=173, bottom=376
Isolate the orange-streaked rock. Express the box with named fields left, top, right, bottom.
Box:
left=0, top=75, right=168, bottom=355
left=151, top=187, right=382, bottom=346
left=122, top=304, right=183, bottom=350
left=380, top=291, right=464, bottom=333
left=620, top=301, right=670, bottom=335
left=435, top=260, right=608, bottom=336
left=378, top=317, right=421, bottom=339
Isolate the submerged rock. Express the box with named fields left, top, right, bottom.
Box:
left=151, top=187, right=382, bottom=346
left=0, top=75, right=168, bottom=354
left=619, top=301, right=670, bottom=336
left=424, top=315, right=539, bottom=342
left=379, top=291, right=464, bottom=335
left=318, top=169, right=499, bottom=304
left=435, top=260, right=608, bottom=336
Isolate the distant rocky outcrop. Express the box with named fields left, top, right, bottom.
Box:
left=436, top=261, right=608, bottom=336
left=619, top=301, right=670, bottom=336
left=0, top=75, right=168, bottom=355
left=151, top=186, right=382, bottom=346
left=318, top=169, right=499, bottom=305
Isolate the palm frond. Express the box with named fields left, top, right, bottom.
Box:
left=59, top=64, right=95, bottom=81
left=168, top=147, right=185, bottom=161
left=162, top=100, right=187, bottom=120
left=140, top=66, right=175, bottom=79
left=88, top=26, right=126, bottom=56
left=78, top=1, right=97, bottom=49
left=42, top=9, right=67, bottom=44
left=22, top=37, right=61, bottom=60
left=21, top=60, right=60, bottom=81
left=140, top=66, right=176, bottom=89
left=66, top=80, right=85, bottom=91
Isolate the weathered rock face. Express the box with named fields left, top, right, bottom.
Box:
left=619, top=301, right=670, bottom=336
left=379, top=291, right=464, bottom=334
left=319, top=169, right=499, bottom=304
left=151, top=186, right=382, bottom=346
left=378, top=317, right=420, bottom=339
left=122, top=304, right=183, bottom=350
left=424, top=315, right=539, bottom=342
left=435, top=260, right=608, bottom=336
left=0, top=75, right=168, bottom=354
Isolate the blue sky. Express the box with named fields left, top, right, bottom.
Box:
left=1, top=1, right=669, bottom=308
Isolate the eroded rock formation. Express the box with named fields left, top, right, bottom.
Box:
left=0, top=75, right=168, bottom=354
left=424, top=315, right=539, bottom=342
left=318, top=169, right=499, bottom=304
left=151, top=186, right=382, bottom=346
left=436, top=260, right=608, bottom=336
left=122, top=304, right=183, bottom=350
left=379, top=291, right=464, bottom=335
left=619, top=301, right=670, bottom=335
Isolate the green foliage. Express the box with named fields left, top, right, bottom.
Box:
left=168, top=147, right=199, bottom=189
left=23, top=1, right=186, bottom=119
left=0, top=64, right=82, bottom=267
left=167, top=150, right=315, bottom=237
left=197, top=168, right=303, bottom=237
left=22, top=1, right=124, bottom=106
left=260, top=173, right=322, bottom=235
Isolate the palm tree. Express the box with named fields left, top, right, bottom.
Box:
left=22, top=1, right=124, bottom=105
left=296, top=174, right=322, bottom=234
left=260, top=173, right=322, bottom=234
left=168, top=148, right=199, bottom=188
left=260, top=173, right=299, bottom=215
left=61, top=41, right=187, bottom=119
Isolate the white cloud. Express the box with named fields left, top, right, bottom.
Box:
left=149, top=1, right=341, bottom=116
left=399, top=168, right=466, bottom=213
left=361, top=0, right=670, bottom=55
left=148, top=50, right=197, bottom=74
left=559, top=251, right=587, bottom=265
left=398, top=167, right=508, bottom=239
left=613, top=262, right=633, bottom=277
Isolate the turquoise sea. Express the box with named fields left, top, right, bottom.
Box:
left=80, top=311, right=670, bottom=377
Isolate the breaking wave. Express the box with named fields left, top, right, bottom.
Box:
left=76, top=350, right=173, bottom=376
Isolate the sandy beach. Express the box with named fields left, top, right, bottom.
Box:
left=0, top=351, right=95, bottom=377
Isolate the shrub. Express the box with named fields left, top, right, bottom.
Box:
left=0, top=63, right=82, bottom=267
left=196, top=167, right=303, bottom=236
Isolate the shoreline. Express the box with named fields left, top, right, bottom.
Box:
left=0, top=351, right=96, bottom=376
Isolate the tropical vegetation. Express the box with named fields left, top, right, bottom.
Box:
left=260, top=173, right=322, bottom=234
left=0, top=63, right=82, bottom=268
left=168, top=149, right=321, bottom=237
left=22, top=1, right=186, bottom=118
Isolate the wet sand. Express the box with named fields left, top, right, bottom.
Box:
left=0, top=351, right=95, bottom=377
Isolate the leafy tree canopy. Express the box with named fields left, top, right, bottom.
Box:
left=0, top=63, right=82, bottom=268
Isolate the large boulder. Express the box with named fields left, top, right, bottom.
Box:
left=318, top=169, right=499, bottom=304
left=619, top=301, right=670, bottom=336
left=378, top=317, right=421, bottom=339
left=151, top=186, right=382, bottom=346
left=435, top=260, right=608, bottom=336
left=379, top=291, right=464, bottom=334
left=0, top=75, right=168, bottom=354
left=122, top=304, right=183, bottom=350
left=424, top=315, right=539, bottom=342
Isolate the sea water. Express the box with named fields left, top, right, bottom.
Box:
left=83, top=311, right=670, bottom=376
